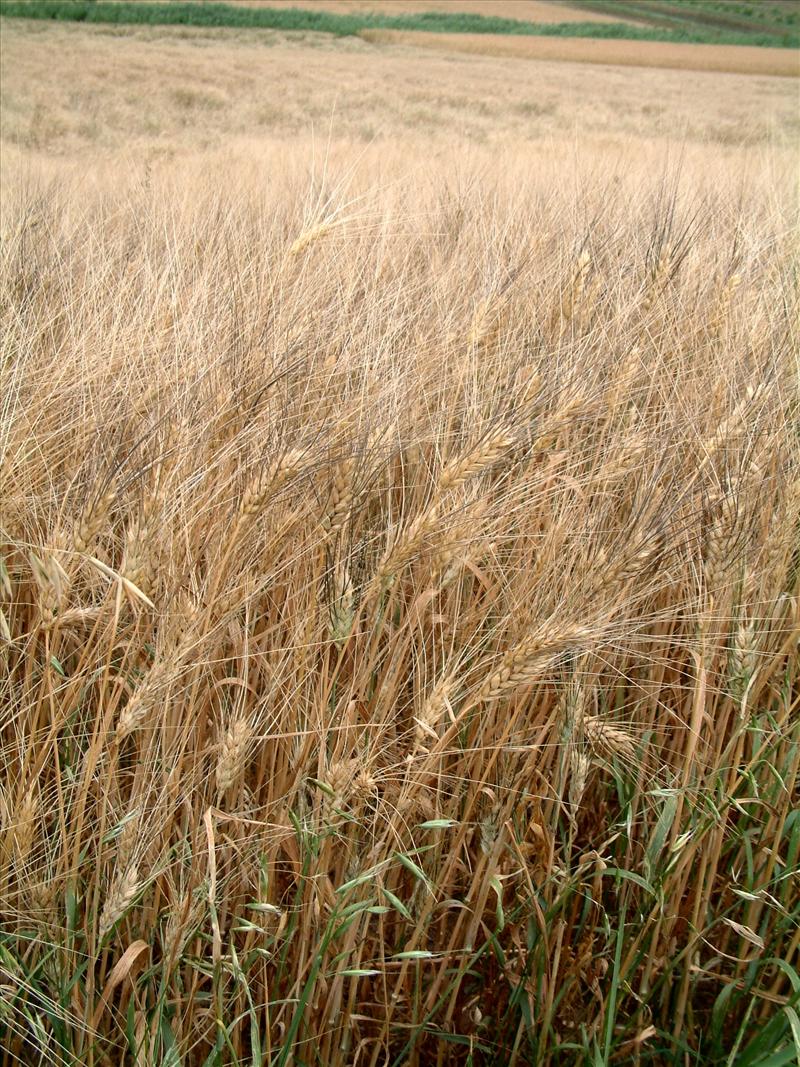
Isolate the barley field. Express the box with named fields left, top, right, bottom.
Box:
left=1, top=11, right=799, bottom=1067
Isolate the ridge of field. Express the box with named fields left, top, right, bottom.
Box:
left=2, top=18, right=798, bottom=159
left=1, top=0, right=798, bottom=46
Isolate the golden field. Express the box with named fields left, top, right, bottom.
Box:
left=2, top=19, right=799, bottom=155
left=1, top=13, right=799, bottom=1067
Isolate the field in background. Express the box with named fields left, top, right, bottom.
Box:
left=1, top=12, right=799, bottom=1067
left=361, top=26, right=800, bottom=73
left=2, top=18, right=798, bottom=157
left=206, top=0, right=628, bottom=22
left=2, top=0, right=798, bottom=47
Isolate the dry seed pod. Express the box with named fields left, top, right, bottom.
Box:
left=479, top=619, right=602, bottom=703
left=26, top=875, right=59, bottom=919
left=584, top=715, right=638, bottom=764
left=515, top=366, right=543, bottom=411
left=433, top=531, right=493, bottom=590
left=562, top=676, right=587, bottom=738
left=122, top=513, right=157, bottom=596
left=13, top=787, right=38, bottom=867
left=31, top=552, right=65, bottom=626
left=729, top=618, right=758, bottom=699
left=374, top=503, right=440, bottom=589
left=710, top=273, right=741, bottom=335
left=116, top=690, right=154, bottom=741
left=216, top=716, right=252, bottom=795
left=560, top=250, right=591, bottom=325
left=705, top=492, right=739, bottom=603
left=239, top=449, right=306, bottom=518
left=439, top=428, right=515, bottom=492
left=99, top=865, right=140, bottom=939
left=115, top=810, right=141, bottom=870
left=641, top=245, right=671, bottom=312
left=603, top=347, right=641, bottom=411
left=599, top=434, right=648, bottom=482
left=568, top=750, right=591, bottom=816
left=322, top=758, right=364, bottom=816
left=115, top=638, right=192, bottom=741
left=323, top=458, right=355, bottom=535
left=702, top=386, right=762, bottom=465
left=328, top=563, right=355, bottom=646
left=289, top=221, right=333, bottom=256
left=467, top=296, right=500, bottom=347
left=413, top=678, right=453, bottom=750
left=72, top=489, right=115, bottom=553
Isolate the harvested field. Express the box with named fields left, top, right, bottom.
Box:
left=363, top=25, right=800, bottom=74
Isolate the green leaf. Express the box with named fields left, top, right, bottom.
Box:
left=394, top=852, right=432, bottom=891
left=783, top=1005, right=800, bottom=1060
left=646, top=790, right=678, bottom=880
left=601, top=867, right=656, bottom=896
left=381, top=888, right=413, bottom=922
left=337, top=864, right=386, bottom=895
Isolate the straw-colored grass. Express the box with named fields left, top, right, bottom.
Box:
left=1, top=15, right=799, bottom=1067
left=1, top=143, right=797, bottom=1066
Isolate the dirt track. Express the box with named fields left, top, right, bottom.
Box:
left=361, top=28, right=800, bottom=76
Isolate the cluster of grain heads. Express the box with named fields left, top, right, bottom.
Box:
left=1, top=156, right=797, bottom=1067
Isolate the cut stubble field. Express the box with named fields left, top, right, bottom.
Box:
left=363, top=26, right=800, bottom=75
left=1, top=13, right=799, bottom=1067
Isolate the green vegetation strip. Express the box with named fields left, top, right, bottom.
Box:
left=575, top=0, right=799, bottom=37
left=1, top=0, right=797, bottom=48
